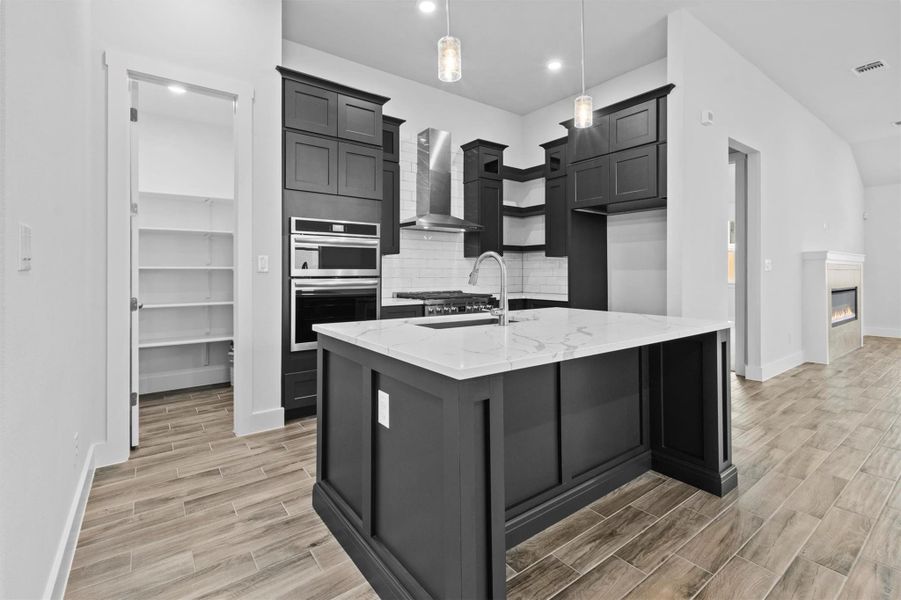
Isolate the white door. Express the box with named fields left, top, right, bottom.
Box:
left=129, top=80, right=141, bottom=447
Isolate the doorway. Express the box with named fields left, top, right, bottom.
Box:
left=728, top=148, right=748, bottom=376
left=128, top=78, right=236, bottom=446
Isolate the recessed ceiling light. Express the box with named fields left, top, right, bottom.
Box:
left=418, top=0, right=436, bottom=13
left=167, top=84, right=187, bottom=95
left=893, top=120, right=901, bottom=127
left=547, top=60, right=563, bottom=72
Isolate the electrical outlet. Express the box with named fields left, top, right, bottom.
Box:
left=257, top=255, right=269, bottom=273
left=17, top=223, right=32, bottom=271
left=377, top=390, right=390, bottom=428
left=764, top=259, right=773, bottom=272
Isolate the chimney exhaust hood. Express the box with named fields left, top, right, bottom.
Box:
left=399, top=128, right=483, bottom=233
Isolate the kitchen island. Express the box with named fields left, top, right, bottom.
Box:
left=312, top=308, right=735, bottom=599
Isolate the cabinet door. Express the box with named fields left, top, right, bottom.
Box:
left=567, top=115, right=610, bottom=164
left=382, top=119, right=401, bottom=163
left=463, top=179, right=503, bottom=257
left=285, top=131, right=338, bottom=194
left=338, top=142, right=383, bottom=200
left=657, top=143, right=667, bottom=199
left=284, top=80, right=337, bottom=136
left=381, top=162, right=400, bottom=255
left=610, top=145, right=657, bottom=203
left=545, top=177, right=567, bottom=257
left=569, top=155, right=610, bottom=208
left=478, top=147, right=503, bottom=180
left=545, top=144, right=567, bottom=179
left=337, top=95, right=383, bottom=146
left=381, top=305, right=424, bottom=320
left=610, top=99, right=657, bottom=152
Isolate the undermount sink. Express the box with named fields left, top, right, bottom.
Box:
left=417, top=317, right=518, bottom=330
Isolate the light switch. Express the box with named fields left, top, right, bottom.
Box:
left=257, top=255, right=269, bottom=273
left=764, top=259, right=773, bottom=272
left=377, top=390, right=390, bottom=428
left=17, top=223, right=32, bottom=271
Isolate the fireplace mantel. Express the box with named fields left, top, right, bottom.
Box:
left=802, top=251, right=865, bottom=364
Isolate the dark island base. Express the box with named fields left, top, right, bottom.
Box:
left=314, top=329, right=735, bottom=599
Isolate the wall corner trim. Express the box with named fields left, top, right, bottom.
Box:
left=45, top=443, right=96, bottom=600
left=236, top=408, right=286, bottom=437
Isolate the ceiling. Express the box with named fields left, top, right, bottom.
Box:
left=283, top=0, right=900, bottom=184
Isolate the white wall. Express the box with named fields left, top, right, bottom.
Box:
left=864, top=184, right=901, bottom=337
left=0, top=1, right=106, bottom=597
left=667, top=10, right=865, bottom=378
left=90, top=0, right=283, bottom=436
left=138, top=112, right=234, bottom=198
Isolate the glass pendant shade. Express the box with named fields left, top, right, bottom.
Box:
left=574, top=95, right=593, bottom=128
left=438, top=35, right=462, bottom=82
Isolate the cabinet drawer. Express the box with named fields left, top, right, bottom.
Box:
left=338, top=142, right=383, bottom=200
left=610, top=145, right=657, bottom=203
left=284, top=369, right=317, bottom=411
left=610, top=99, right=657, bottom=152
left=284, top=80, right=337, bottom=136
left=568, top=155, right=610, bottom=208
left=380, top=305, right=424, bottom=320
left=337, top=95, right=382, bottom=146
left=567, top=115, right=610, bottom=164
left=284, top=131, right=338, bottom=194
left=381, top=162, right=400, bottom=255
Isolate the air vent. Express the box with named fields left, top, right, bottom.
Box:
left=853, top=60, right=887, bottom=75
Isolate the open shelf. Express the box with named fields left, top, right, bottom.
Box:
left=140, top=190, right=233, bottom=203
left=503, top=244, right=547, bottom=252
left=142, top=301, right=234, bottom=309
left=139, top=334, right=233, bottom=349
left=503, top=204, right=545, bottom=218
left=139, top=227, right=233, bottom=236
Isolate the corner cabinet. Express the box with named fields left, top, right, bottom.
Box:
left=462, top=139, right=507, bottom=258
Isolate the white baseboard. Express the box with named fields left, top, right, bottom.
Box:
left=45, top=442, right=96, bottom=600
left=235, top=407, right=285, bottom=437
left=864, top=326, right=901, bottom=338
left=744, top=351, right=805, bottom=382
left=139, top=365, right=230, bottom=394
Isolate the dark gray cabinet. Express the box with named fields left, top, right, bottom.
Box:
left=284, top=80, right=337, bottom=136
left=464, top=179, right=503, bottom=257
left=545, top=177, right=567, bottom=257
left=337, top=142, right=383, bottom=200
left=284, top=131, right=338, bottom=194
left=382, top=116, right=403, bottom=163
left=337, top=95, right=382, bottom=146
left=463, top=140, right=505, bottom=182
left=284, top=369, right=317, bottom=411
left=381, top=161, right=400, bottom=255
left=610, top=145, right=657, bottom=203
left=569, top=155, right=611, bottom=208
left=658, top=143, right=667, bottom=199
left=610, top=99, right=657, bottom=152
left=542, top=137, right=567, bottom=179
left=566, top=115, right=610, bottom=164
left=381, top=304, right=424, bottom=320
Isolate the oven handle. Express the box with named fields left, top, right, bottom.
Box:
left=291, top=234, right=380, bottom=248
left=292, top=278, right=380, bottom=292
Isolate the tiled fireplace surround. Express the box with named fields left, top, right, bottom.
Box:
left=381, top=135, right=567, bottom=299
left=802, top=251, right=865, bottom=364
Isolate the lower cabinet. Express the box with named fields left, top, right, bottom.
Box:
left=545, top=177, right=567, bottom=257
left=284, top=369, right=317, bottom=412
left=464, top=179, right=503, bottom=257
left=381, top=305, right=424, bottom=320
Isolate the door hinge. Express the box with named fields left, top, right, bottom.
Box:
left=130, top=107, right=138, bottom=122
left=130, top=297, right=139, bottom=311
left=131, top=202, right=138, bottom=216
left=130, top=392, right=138, bottom=406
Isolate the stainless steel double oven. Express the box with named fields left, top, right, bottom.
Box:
left=289, top=218, right=380, bottom=352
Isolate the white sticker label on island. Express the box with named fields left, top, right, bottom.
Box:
left=377, top=390, right=390, bottom=428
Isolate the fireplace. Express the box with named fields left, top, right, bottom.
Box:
left=831, top=287, right=858, bottom=327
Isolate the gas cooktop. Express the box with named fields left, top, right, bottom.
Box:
left=394, top=290, right=496, bottom=316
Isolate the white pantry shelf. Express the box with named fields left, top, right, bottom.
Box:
left=141, top=301, right=234, bottom=310
left=139, top=334, right=233, bottom=349
left=139, top=266, right=234, bottom=271
left=139, top=190, right=233, bottom=203
left=139, top=227, right=233, bottom=236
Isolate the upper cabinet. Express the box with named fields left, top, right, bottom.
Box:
left=381, top=115, right=404, bottom=163
left=566, top=115, right=610, bottom=164
left=463, top=140, right=505, bottom=182
left=381, top=115, right=405, bottom=256
left=541, top=136, right=567, bottom=180
left=610, top=145, right=657, bottom=203
left=569, top=155, right=610, bottom=209
left=285, top=131, right=338, bottom=194
left=284, top=80, right=337, bottom=137
left=337, top=95, right=383, bottom=146
left=462, top=140, right=507, bottom=257
left=610, top=99, right=657, bottom=152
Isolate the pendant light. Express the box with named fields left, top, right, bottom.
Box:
left=573, top=0, right=593, bottom=128
left=438, top=0, right=461, bottom=82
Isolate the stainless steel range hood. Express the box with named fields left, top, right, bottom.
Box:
left=399, top=128, right=483, bottom=233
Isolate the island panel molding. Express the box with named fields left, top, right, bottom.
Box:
left=313, top=308, right=735, bottom=599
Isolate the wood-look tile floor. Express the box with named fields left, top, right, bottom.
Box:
left=507, top=336, right=901, bottom=600
left=67, top=337, right=901, bottom=599
left=66, top=386, right=376, bottom=600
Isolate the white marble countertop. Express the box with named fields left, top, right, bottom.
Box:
left=314, top=308, right=731, bottom=380
left=502, top=292, right=569, bottom=302
left=381, top=297, right=426, bottom=307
